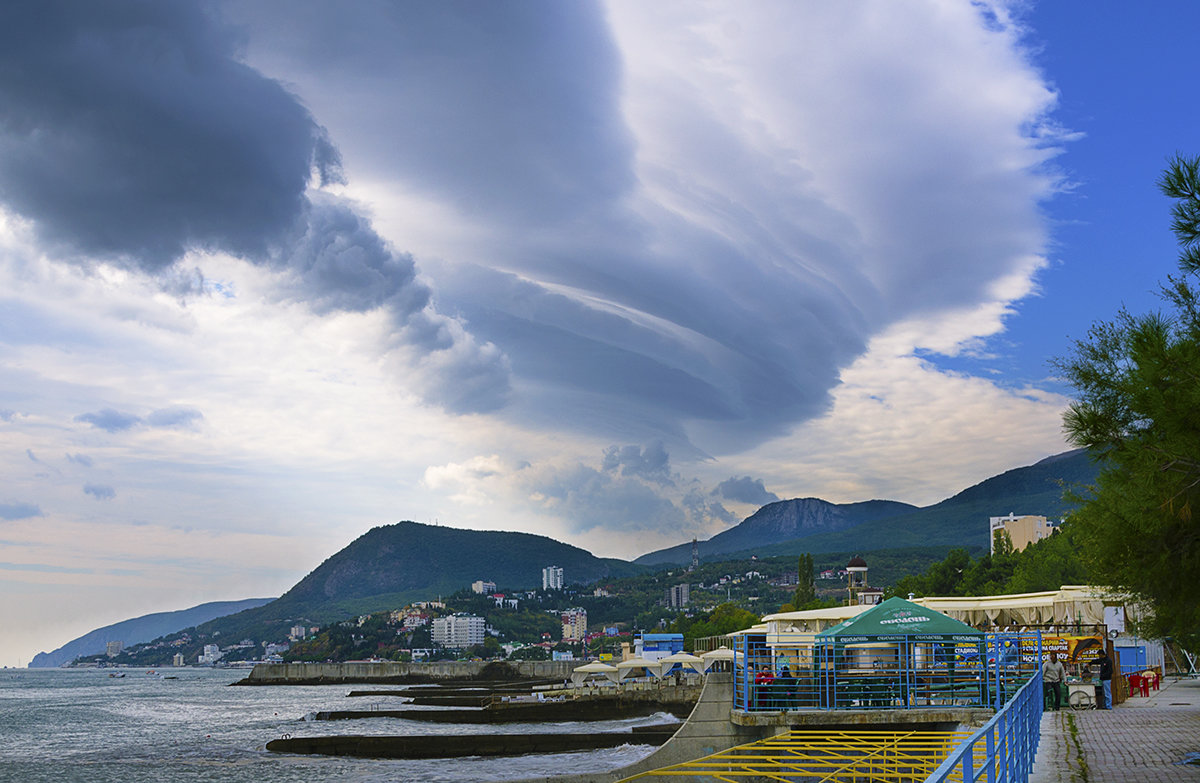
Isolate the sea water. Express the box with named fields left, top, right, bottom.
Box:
left=0, top=669, right=666, bottom=783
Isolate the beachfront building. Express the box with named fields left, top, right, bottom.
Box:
left=562, top=608, right=587, bottom=641
left=105, top=640, right=123, bottom=658
left=542, top=565, right=564, bottom=590
left=989, top=513, right=1056, bottom=554
left=634, top=633, right=684, bottom=662
left=432, top=613, right=485, bottom=648
left=197, top=644, right=223, bottom=665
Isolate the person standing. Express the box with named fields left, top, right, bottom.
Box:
left=1042, top=651, right=1067, bottom=710
left=1096, top=651, right=1114, bottom=709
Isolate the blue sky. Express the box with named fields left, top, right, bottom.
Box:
left=0, top=1, right=1196, bottom=666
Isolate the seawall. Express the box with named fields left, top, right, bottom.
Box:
left=235, top=660, right=579, bottom=685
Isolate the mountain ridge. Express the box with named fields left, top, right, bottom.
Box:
left=29, top=597, right=275, bottom=668
left=636, top=448, right=1099, bottom=563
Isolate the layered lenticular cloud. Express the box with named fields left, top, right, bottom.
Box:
left=229, top=0, right=1062, bottom=451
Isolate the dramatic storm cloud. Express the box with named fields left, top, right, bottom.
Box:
left=229, top=0, right=1061, bottom=450
left=0, top=0, right=509, bottom=413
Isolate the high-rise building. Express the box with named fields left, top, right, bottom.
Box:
left=431, top=614, right=485, bottom=648
left=668, top=583, right=689, bottom=608
left=561, top=608, right=587, bottom=641
left=172, top=653, right=185, bottom=667
left=542, top=565, right=564, bottom=590
left=105, top=640, right=123, bottom=658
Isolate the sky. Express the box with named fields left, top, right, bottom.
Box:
left=1, top=1, right=1196, bottom=666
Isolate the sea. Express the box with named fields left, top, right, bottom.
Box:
left=0, top=668, right=668, bottom=783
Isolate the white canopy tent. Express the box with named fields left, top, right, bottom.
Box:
left=570, top=661, right=619, bottom=684
left=615, top=656, right=663, bottom=679
left=656, top=651, right=707, bottom=675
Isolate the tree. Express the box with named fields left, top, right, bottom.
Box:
left=1053, top=154, right=1200, bottom=646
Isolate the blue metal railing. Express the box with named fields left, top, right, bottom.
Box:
left=733, top=631, right=1041, bottom=712
left=923, top=668, right=1044, bottom=783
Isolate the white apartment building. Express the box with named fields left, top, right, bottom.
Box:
left=561, top=607, right=587, bottom=641
left=989, top=513, right=1056, bottom=554
left=471, top=580, right=497, bottom=594
left=197, top=644, right=223, bottom=665
left=542, top=565, right=564, bottom=590
left=431, top=613, right=485, bottom=648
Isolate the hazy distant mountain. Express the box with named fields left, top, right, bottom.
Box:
left=29, top=597, right=274, bottom=668
left=637, top=449, right=1101, bottom=564
left=191, top=521, right=643, bottom=642
left=635, top=498, right=918, bottom=566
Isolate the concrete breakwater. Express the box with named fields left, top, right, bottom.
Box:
left=266, top=725, right=678, bottom=759
left=235, top=660, right=578, bottom=685
left=313, top=686, right=701, bottom=723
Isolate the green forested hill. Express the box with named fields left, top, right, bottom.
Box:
left=193, top=521, right=643, bottom=641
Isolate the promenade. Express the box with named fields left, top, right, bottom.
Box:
left=1029, top=677, right=1200, bottom=782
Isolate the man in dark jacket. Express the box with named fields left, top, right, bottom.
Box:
left=1097, top=651, right=1114, bottom=709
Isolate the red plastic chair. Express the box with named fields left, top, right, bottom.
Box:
left=1127, top=674, right=1143, bottom=696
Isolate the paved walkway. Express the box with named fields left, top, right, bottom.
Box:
left=1029, top=677, right=1200, bottom=783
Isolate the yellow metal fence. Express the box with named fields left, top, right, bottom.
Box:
left=618, top=729, right=974, bottom=782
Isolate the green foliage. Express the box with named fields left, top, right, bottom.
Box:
left=1161, top=153, right=1200, bottom=273
left=1053, top=154, right=1200, bottom=646
left=889, top=527, right=1087, bottom=599
left=667, top=603, right=759, bottom=646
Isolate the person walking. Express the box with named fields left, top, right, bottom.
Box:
left=1042, top=651, right=1067, bottom=711
left=1096, top=650, right=1114, bottom=709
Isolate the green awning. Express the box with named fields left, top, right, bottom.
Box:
left=816, top=597, right=983, bottom=643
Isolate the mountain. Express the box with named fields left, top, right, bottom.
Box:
left=190, top=521, right=643, bottom=642
left=28, top=597, right=274, bottom=668
left=638, top=449, right=1101, bottom=564
left=635, top=498, right=918, bottom=566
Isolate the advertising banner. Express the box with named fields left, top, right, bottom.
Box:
left=1019, top=634, right=1103, bottom=665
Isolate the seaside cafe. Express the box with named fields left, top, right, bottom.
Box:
left=746, top=597, right=992, bottom=709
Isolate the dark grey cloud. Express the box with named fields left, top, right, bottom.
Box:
left=0, top=0, right=509, bottom=413
left=83, top=484, right=116, bottom=501
left=65, top=453, right=94, bottom=468
left=144, top=407, right=203, bottom=430
left=601, top=442, right=673, bottom=486
left=713, top=476, right=781, bottom=506
left=0, top=2, right=337, bottom=268
left=0, top=502, right=43, bottom=521
left=74, top=409, right=141, bottom=433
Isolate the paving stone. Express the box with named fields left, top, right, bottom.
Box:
left=1028, top=677, right=1200, bottom=783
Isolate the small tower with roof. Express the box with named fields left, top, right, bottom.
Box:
left=846, top=555, right=868, bottom=606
